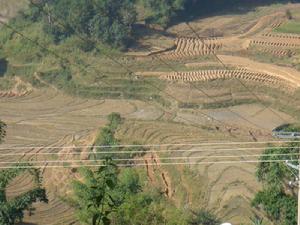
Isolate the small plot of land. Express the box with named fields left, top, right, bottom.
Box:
left=275, top=21, right=300, bottom=34
left=0, top=0, right=27, bottom=22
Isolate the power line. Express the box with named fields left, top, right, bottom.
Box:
left=1, top=152, right=299, bottom=165
left=1, top=140, right=299, bottom=150
left=0, top=19, right=233, bottom=137
left=184, top=22, right=289, bottom=124
left=28, top=0, right=269, bottom=133
left=0, top=19, right=121, bottom=96
left=0, top=146, right=299, bottom=157
left=0, top=159, right=297, bottom=169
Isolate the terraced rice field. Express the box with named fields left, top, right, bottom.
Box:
left=1, top=83, right=294, bottom=224
left=158, top=37, right=223, bottom=60
left=2, top=2, right=300, bottom=225
left=0, top=88, right=164, bottom=224
left=116, top=120, right=276, bottom=224
left=159, top=69, right=296, bottom=91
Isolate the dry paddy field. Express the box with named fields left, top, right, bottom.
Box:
left=0, top=86, right=295, bottom=224
left=2, top=2, right=300, bottom=225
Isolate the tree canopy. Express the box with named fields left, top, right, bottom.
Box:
left=21, top=0, right=300, bottom=50
left=70, top=159, right=220, bottom=225
left=91, top=113, right=147, bottom=161
left=31, top=0, right=137, bottom=49
left=0, top=165, right=48, bottom=225
left=252, top=142, right=299, bottom=225
left=143, top=0, right=185, bottom=27
left=69, top=113, right=221, bottom=225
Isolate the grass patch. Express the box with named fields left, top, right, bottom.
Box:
left=0, top=12, right=170, bottom=106
left=275, top=20, right=300, bottom=34
left=178, top=98, right=257, bottom=109
left=238, top=47, right=300, bottom=70
left=189, top=79, right=300, bottom=122
left=0, top=77, right=14, bottom=90
left=202, top=98, right=257, bottom=109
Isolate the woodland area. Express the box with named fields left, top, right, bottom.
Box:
left=24, top=0, right=300, bottom=49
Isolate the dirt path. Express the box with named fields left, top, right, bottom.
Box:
left=218, top=54, right=300, bottom=87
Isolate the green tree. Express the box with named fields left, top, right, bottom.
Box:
left=71, top=161, right=193, bottom=225
left=189, top=210, right=220, bottom=225
left=91, top=113, right=147, bottom=161
left=250, top=216, right=265, bottom=225
left=71, top=159, right=119, bottom=225
left=35, top=0, right=137, bottom=48
left=143, top=0, right=185, bottom=27
left=252, top=143, right=299, bottom=225
left=0, top=166, right=48, bottom=225
left=89, top=0, right=137, bottom=49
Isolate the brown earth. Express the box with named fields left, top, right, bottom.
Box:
left=2, top=2, right=300, bottom=225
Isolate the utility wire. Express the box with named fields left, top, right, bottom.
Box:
left=0, top=140, right=299, bottom=150
left=0, top=19, right=118, bottom=92
left=1, top=152, right=299, bottom=165
left=184, top=22, right=289, bottom=124
left=28, top=0, right=269, bottom=132
left=0, top=19, right=234, bottom=136
left=0, top=159, right=297, bottom=169
left=0, top=146, right=299, bottom=157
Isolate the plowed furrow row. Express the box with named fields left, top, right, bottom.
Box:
left=250, top=39, right=300, bottom=47
left=159, top=37, right=222, bottom=60
left=0, top=90, right=29, bottom=98
left=270, top=21, right=283, bottom=29
left=161, top=70, right=295, bottom=90
left=262, top=32, right=300, bottom=40
left=260, top=48, right=295, bottom=57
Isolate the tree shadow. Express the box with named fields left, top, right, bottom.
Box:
left=130, top=23, right=177, bottom=50
left=172, top=0, right=297, bottom=25
left=18, top=223, right=37, bottom=225
left=0, top=58, right=8, bottom=77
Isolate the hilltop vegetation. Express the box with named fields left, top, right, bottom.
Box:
left=252, top=142, right=300, bottom=225
left=4, top=0, right=300, bottom=49
left=36, top=0, right=137, bottom=49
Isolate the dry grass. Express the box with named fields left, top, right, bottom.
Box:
left=2, top=2, right=300, bottom=225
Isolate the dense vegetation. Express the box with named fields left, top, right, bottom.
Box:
left=0, top=121, right=48, bottom=225
left=143, top=0, right=300, bottom=27
left=22, top=0, right=300, bottom=47
left=69, top=113, right=220, bottom=225
left=32, top=0, right=137, bottom=49
left=0, top=167, right=48, bottom=225
left=70, top=159, right=220, bottom=225
left=1, top=0, right=298, bottom=103
left=252, top=142, right=299, bottom=225
left=90, top=113, right=147, bottom=162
